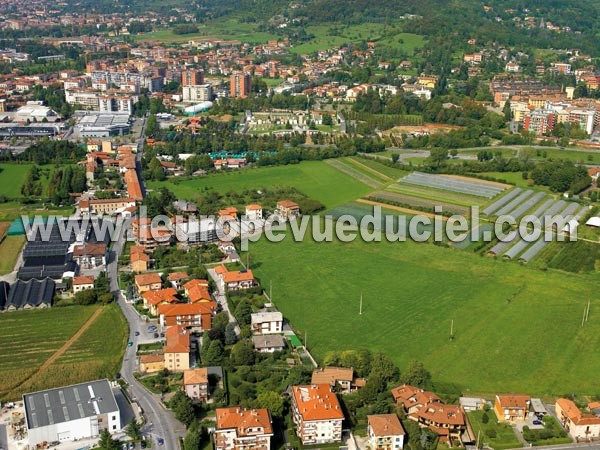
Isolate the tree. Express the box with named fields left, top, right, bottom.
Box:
left=370, top=352, right=399, bottom=382
left=400, top=360, right=431, bottom=388
left=184, top=421, right=202, bottom=450
left=230, top=340, right=255, bottom=366
left=503, top=100, right=512, bottom=121
left=97, top=429, right=120, bottom=450
left=391, top=153, right=400, bottom=163
left=148, top=157, right=166, bottom=181
left=225, top=322, right=238, bottom=345
left=202, top=339, right=225, bottom=365
left=482, top=412, right=489, bottom=424
left=170, top=391, right=196, bottom=427
left=427, top=148, right=448, bottom=168
left=234, top=300, right=253, bottom=325
left=125, top=418, right=142, bottom=440
left=255, top=391, right=286, bottom=418
left=145, top=114, right=159, bottom=136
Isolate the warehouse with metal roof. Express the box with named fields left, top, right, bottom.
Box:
left=24, top=379, right=121, bottom=445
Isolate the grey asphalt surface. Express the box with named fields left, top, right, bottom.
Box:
left=108, top=220, right=184, bottom=450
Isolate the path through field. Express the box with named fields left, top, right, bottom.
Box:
left=10, top=307, right=104, bottom=393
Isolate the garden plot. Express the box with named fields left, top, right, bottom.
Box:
left=399, top=172, right=507, bottom=198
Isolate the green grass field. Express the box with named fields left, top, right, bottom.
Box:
left=147, top=161, right=374, bottom=209
left=0, top=235, right=25, bottom=274
left=247, top=228, right=600, bottom=396
left=0, top=304, right=127, bottom=400
left=0, top=164, right=40, bottom=198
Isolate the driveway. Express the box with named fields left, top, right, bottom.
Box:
left=207, top=268, right=240, bottom=336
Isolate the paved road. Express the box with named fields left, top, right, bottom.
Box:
left=0, top=424, right=7, bottom=450
left=207, top=268, right=240, bottom=336
left=107, top=218, right=184, bottom=450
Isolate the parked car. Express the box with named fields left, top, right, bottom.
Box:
left=141, top=441, right=147, bottom=449
left=533, top=420, right=543, bottom=425
left=127, top=341, right=134, bottom=347
left=153, top=333, right=159, bottom=338
left=128, top=443, right=135, bottom=450
left=157, top=438, right=164, bottom=446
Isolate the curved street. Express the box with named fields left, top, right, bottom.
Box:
left=108, top=218, right=185, bottom=450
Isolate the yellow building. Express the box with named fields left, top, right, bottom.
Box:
left=139, top=354, right=165, bottom=374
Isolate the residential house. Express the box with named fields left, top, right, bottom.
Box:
left=72, top=275, right=95, bottom=293
left=251, top=308, right=283, bottom=334
left=139, top=354, right=165, bottom=374
left=245, top=204, right=263, bottom=220
left=184, top=279, right=211, bottom=303
left=588, top=167, right=600, bottom=183
left=72, top=243, right=107, bottom=269
left=391, top=385, right=441, bottom=414
left=158, top=302, right=217, bottom=331
left=291, top=384, right=344, bottom=445
left=252, top=335, right=286, bottom=353
left=494, top=394, right=531, bottom=423
left=459, top=397, right=487, bottom=412
left=142, top=288, right=179, bottom=315
left=135, top=273, right=163, bottom=293
left=184, top=368, right=209, bottom=402
left=276, top=200, right=300, bottom=220
left=130, top=247, right=150, bottom=272
left=367, top=414, right=405, bottom=450
left=214, top=407, right=273, bottom=450
left=555, top=398, right=600, bottom=441
left=409, top=403, right=466, bottom=446
left=214, top=265, right=256, bottom=291
left=311, top=367, right=363, bottom=394
left=167, top=272, right=189, bottom=290
left=164, top=325, right=191, bottom=372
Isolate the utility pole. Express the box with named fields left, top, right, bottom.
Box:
left=358, top=291, right=362, bottom=316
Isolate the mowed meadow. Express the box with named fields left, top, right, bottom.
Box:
left=247, top=231, right=600, bottom=396
left=0, top=304, right=127, bottom=400
left=147, top=161, right=374, bottom=209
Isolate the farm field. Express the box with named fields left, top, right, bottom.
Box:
left=0, top=304, right=127, bottom=400
left=147, top=160, right=374, bottom=209
left=0, top=235, right=25, bottom=274
left=247, top=229, right=600, bottom=395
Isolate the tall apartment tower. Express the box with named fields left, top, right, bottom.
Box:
left=182, top=70, right=204, bottom=86
left=230, top=72, right=252, bottom=98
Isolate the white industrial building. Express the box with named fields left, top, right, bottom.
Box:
left=182, top=83, right=213, bottom=103
left=23, top=379, right=121, bottom=445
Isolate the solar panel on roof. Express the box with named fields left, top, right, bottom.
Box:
left=74, top=387, right=80, bottom=401
left=59, top=390, right=65, bottom=404
left=44, top=393, right=50, bottom=408
left=77, top=403, right=85, bottom=419
left=28, top=396, right=35, bottom=410
left=31, top=412, right=38, bottom=428
left=47, top=410, right=54, bottom=425
left=63, top=406, right=70, bottom=422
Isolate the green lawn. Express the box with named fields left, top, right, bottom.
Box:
left=467, top=410, right=521, bottom=450
left=246, top=226, right=600, bottom=396
left=147, top=161, right=374, bottom=209
left=0, top=304, right=127, bottom=401
left=0, top=164, right=41, bottom=198
left=290, top=23, right=424, bottom=55
left=0, top=235, right=25, bottom=274
left=533, top=148, right=600, bottom=164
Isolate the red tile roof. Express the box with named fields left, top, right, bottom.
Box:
left=135, top=272, right=162, bottom=287
left=292, top=385, right=344, bottom=421
left=216, top=407, right=273, bottom=435
left=184, top=367, right=208, bottom=385
left=142, top=288, right=178, bottom=306
left=496, top=394, right=531, bottom=410
left=73, top=275, right=95, bottom=285
left=164, top=326, right=190, bottom=353
left=368, top=414, right=405, bottom=436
